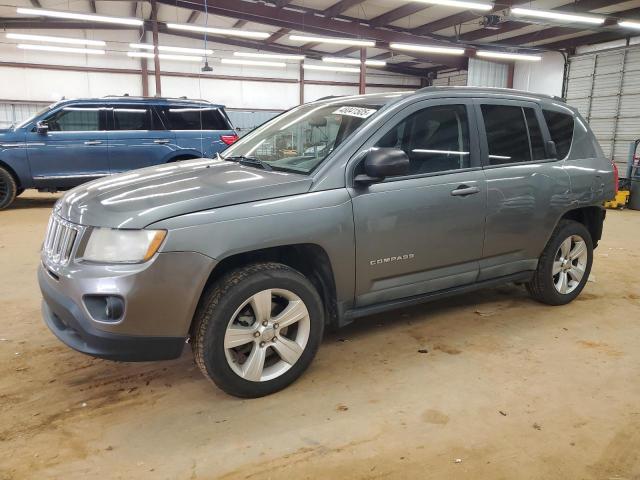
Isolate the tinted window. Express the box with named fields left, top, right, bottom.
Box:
left=161, top=107, right=229, bottom=130
left=376, top=104, right=470, bottom=175
left=112, top=107, right=151, bottom=130
left=523, top=108, right=546, bottom=160
left=46, top=106, right=101, bottom=132
left=482, top=105, right=532, bottom=165
left=543, top=110, right=574, bottom=159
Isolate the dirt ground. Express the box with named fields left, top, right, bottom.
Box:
left=1, top=192, right=639, bottom=480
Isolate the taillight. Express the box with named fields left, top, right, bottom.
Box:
left=220, top=134, right=239, bottom=146
left=612, top=160, right=619, bottom=195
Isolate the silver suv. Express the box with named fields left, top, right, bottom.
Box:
left=39, top=87, right=615, bottom=397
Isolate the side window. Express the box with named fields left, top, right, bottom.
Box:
left=375, top=104, right=471, bottom=176
left=523, top=108, right=546, bottom=160
left=481, top=104, right=531, bottom=165
left=543, top=110, right=574, bottom=159
left=112, top=106, right=151, bottom=131
left=45, top=106, right=101, bottom=132
left=161, top=107, right=230, bottom=130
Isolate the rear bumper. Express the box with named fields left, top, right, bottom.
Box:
left=39, top=266, right=185, bottom=361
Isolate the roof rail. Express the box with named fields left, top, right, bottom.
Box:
left=415, top=85, right=558, bottom=100
left=101, top=95, right=212, bottom=103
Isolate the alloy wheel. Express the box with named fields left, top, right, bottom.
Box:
left=553, top=234, right=588, bottom=294
left=224, top=289, right=310, bottom=382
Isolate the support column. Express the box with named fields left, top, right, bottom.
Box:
left=359, top=47, right=366, bottom=94
left=299, top=63, right=305, bottom=105
left=150, top=0, right=161, bottom=96
left=140, top=28, right=149, bottom=96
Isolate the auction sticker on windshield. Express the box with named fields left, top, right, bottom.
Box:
left=332, top=106, right=377, bottom=119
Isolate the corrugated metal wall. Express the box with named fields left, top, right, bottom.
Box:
left=566, top=45, right=640, bottom=175
left=0, top=102, right=48, bottom=129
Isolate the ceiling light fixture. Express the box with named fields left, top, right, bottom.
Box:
left=322, top=56, right=387, bottom=66
left=618, top=20, right=640, bottom=30
left=221, top=58, right=287, bottom=67
left=167, top=23, right=270, bottom=39
left=289, top=34, right=375, bottom=47
left=413, top=0, right=492, bottom=11
left=233, top=52, right=306, bottom=61
left=18, top=43, right=105, bottom=55
left=476, top=50, right=541, bottom=61
left=303, top=64, right=361, bottom=73
left=16, top=7, right=143, bottom=26
left=390, top=43, right=465, bottom=55
left=126, top=51, right=204, bottom=62
left=6, top=33, right=105, bottom=46
left=129, top=43, right=213, bottom=55
left=511, top=7, right=605, bottom=25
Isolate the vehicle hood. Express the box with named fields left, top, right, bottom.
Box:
left=56, top=158, right=314, bottom=228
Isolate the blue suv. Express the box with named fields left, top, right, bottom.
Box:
left=0, top=96, right=238, bottom=209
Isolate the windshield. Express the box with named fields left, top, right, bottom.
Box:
left=222, top=100, right=381, bottom=174
left=15, top=105, right=55, bottom=129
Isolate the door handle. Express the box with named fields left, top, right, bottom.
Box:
left=450, top=185, right=480, bottom=197
left=84, top=140, right=103, bottom=145
left=154, top=139, right=171, bottom=144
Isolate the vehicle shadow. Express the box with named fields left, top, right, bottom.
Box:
left=8, top=193, right=61, bottom=210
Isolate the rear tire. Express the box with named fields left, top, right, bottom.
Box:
left=192, top=262, right=324, bottom=398
left=0, top=166, right=17, bottom=210
left=526, top=220, right=593, bottom=305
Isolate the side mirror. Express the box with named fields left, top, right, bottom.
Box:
left=546, top=140, right=558, bottom=159
left=36, top=121, right=49, bottom=135
left=355, top=148, right=410, bottom=185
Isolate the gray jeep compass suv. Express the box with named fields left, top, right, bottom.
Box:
left=38, top=87, right=615, bottom=397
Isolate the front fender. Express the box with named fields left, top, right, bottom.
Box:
left=162, top=149, right=204, bottom=163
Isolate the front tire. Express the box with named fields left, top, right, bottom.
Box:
left=526, top=219, right=593, bottom=305
left=0, top=166, right=17, bottom=210
left=192, top=262, right=324, bottom=398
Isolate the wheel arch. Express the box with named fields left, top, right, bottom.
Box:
left=559, top=206, right=605, bottom=248
left=0, top=159, right=21, bottom=189
left=164, top=150, right=202, bottom=163
left=190, top=243, right=339, bottom=335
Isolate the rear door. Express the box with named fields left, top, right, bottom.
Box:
left=157, top=105, right=236, bottom=157
left=106, top=104, right=176, bottom=174
left=25, top=104, right=109, bottom=188
left=475, top=99, right=571, bottom=280
left=349, top=99, right=487, bottom=307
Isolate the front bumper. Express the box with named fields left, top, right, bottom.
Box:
left=38, top=250, right=216, bottom=362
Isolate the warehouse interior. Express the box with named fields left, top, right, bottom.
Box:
left=1, top=0, right=640, bottom=478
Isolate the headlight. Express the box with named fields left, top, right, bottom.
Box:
left=83, top=228, right=166, bottom=263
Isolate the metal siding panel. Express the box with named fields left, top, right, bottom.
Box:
left=595, top=52, right=624, bottom=75
left=565, top=76, right=592, bottom=100
left=568, top=56, right=595, bottom=79
left=589, top=95, right=618, bottom=119
left=589, top=118, right=615, bottom=140
left=619, top=94, right=640, bottom=118
left=593, top=72, right=623, bottom=96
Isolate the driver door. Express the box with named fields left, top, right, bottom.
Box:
left=348, top=99, right=487, bottom=307
left=26, top=104, right=109, bottom=189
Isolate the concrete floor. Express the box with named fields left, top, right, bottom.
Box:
left=1, top=192, right=639, bottom=480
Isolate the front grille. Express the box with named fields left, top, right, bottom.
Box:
left=43, top=215, right=81, bottom=265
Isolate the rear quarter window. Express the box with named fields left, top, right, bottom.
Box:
left=160, top=106, right=230, bottom=131
left=542, top=110, right=574, bottom=159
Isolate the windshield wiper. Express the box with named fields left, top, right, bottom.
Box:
left=224, top=155, right=273, bottom=171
